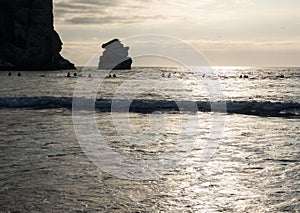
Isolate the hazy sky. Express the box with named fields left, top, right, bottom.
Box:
left=53, top=0, right=300, bottom=67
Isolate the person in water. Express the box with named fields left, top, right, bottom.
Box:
left=67, top=72, right=71, bottom=77
left=88, top=73, right=92, bottom=78
left=168, top=73, right=171, bottom=78
left=162, top=72, right=165, bottom=77
left=113, top=74, right=116, bottom=78
left=73, top=73, right=77, bottom=77
left=108, top=74, right=112, bottom=78
left=240, top=74, right=249, bottom=79
left=17, top=72, right=22, bottom=76
left=8, top=72, right=12, bottom=76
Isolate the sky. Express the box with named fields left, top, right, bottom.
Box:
left=53, top=0, right=300, bottom=67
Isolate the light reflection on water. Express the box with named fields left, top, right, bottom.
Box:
left=0, top=67, right=299, bottom=102
left=0, top=109, right=299, bottom=212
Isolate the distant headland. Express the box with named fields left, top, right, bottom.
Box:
left=98, top=38, right=132, bottom=70
left=0, top=0, right=75, bottom=71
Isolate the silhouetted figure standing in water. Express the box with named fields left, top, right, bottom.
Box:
left=108, top=74, right=112, bottom=78
left=240, top=75, right=243, bottom=78
left=8, top=72, right=12, bottom=76
left=67, top=72, right=71, bottom=78
left=168, top=73, right=171, bottom=78
left=162, top=72, right=165, bottom=78
left=17, top=72, right=21, bottom=76
left=73, top=73, right=77, bottom=77
left=113, top=74, right=117, bottom=78
left=88, top=73, right=92, bottom=78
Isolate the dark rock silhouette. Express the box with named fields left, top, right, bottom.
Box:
left=102, top=38, right=119, bottom=49
left=0, top=0, right=75, bottom=71
left=98, top=38, right=132, bottom=70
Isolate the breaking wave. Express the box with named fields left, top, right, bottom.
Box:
left=0, top=96, right=299, bottom=117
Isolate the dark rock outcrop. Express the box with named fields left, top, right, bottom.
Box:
left=98, top=38, right=132, bottom=70
left=0, top=0, right=75, bottom=70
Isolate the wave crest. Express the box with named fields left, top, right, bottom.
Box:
left=0, top=96, right=299, bottom=117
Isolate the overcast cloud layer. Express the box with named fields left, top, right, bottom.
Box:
left=53, top=0, right=300, bottom=66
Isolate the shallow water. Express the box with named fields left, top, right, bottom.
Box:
left=0, top=108, right=299, bottom=212
left=0, top=66, right=299, bottom=212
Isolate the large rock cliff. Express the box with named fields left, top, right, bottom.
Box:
left=98, top=38, right=132, bottom=70
left=0, top=0, right=75, bottom=70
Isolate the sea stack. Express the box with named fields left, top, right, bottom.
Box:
left=0, top=0, right=75, bottom=70
left=98, top=38, right=132, bottom=70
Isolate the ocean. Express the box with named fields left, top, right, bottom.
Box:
left=0, top=66, right=299, bottom=212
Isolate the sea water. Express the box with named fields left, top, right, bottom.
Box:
left=0, top=67, right=299, bottom=212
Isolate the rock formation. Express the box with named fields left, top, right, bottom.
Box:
left=98, top=38, right=132, bottom=70
left=0, top=0, right=75, bottom=70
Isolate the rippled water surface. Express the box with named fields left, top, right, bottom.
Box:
left=0, top=67, right=299, bottom=212
left=0, top=67, right=299, bottom=102
left=0, top=108, right=299, bottom=212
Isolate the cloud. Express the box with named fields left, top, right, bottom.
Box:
left=66, top=15, right=164, bottom=25
left=54, top=0, right=300, bottom=66
left=54, top=0, right=165, bottom=25
left=189, top=39, right=300, bottom=52
left=235, top=0, right=254, bottom=4
left=54, top=0, right=121, bottom=8
left=54, top=0, right=120, bottom=24
left=53, top=0, right=258, bottom=26
left=53, top=0, right=239, bottom=26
